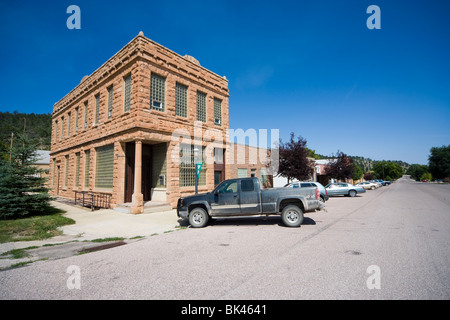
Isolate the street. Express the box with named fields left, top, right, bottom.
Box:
left=0, top=177, right=449, bottom=300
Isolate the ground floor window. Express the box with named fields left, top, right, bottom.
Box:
left=95, top=144, right=114, bottom=189
left=179, top=144, right=206, bottom=187
left=75, top=152, right=80, bottom=187
left=84, top=150, right=90, bottom=188
left=238, top=168, right=247, bottom=178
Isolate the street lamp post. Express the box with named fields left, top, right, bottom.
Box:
left=194, top=147, right=199, bottom=194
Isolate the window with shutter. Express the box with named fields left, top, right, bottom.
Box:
left=95, top=94, right=100, bottom=124
left=95, top=144, right=114, bottom=189
left=84, top=150, right=90, bottom=188
left=214, top=98, right=222, bottom=126
left=175, top=82, right=187, bottom=117
left=196, top=91, right=206, bottom=122
left=124, top=75, right=131, bottom=112
left=75, top=152, right=80, bottom=187
left=107, top=86, right=113, bottom=119
left=64, top=156, right=69, bottom=187
left=150, top=73, right=166, bottom=111
left=179, top=144, right=206, bottom=187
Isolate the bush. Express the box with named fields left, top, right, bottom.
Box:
left=420, top=172, right=432, bottom=181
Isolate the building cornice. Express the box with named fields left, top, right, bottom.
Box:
left=52, top=32, right=229, bottom=117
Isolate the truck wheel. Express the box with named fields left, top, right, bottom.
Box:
left=281, top=205, right=304, bottom=227
left=349, top=190, right=356, bottom=197
left=189, top=207, right=209, bottom=228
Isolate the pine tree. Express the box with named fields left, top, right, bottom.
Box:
left=0, top=134, right=53, bottom=219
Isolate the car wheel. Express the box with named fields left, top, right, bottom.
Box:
left=349, top=190, right=356, bottom=197
left=319, top=196, right=325, bottom=203
left=371, top=186, right=375, bottom=190
left=281, top=205, right=304, bottom=227
left=189, top=207, right=209, bottom=228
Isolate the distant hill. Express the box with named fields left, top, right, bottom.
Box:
left=0, top=111, right=52, bottom=151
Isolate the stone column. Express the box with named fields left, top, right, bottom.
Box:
left=131, top=140, right=143, bottom=214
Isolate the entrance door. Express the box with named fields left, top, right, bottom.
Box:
left=124, top=142, right=153, bottom=203
left=124, top=142, right=135, bottom=203
left=142, top=144, right=152, bottom=202
left=214, top=148, right=225, bottom=186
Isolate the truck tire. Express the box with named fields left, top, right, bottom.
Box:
left=281, top=205, right=304, bottom=227
left=189, top=207, right=209, bottom=228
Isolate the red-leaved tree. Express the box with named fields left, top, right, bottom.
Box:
left=278, top=132, right=314, bottom=182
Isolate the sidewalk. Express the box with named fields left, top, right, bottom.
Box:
left=0, top=200, right=184, bottom=270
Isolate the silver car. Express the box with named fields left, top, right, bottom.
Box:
left=285, top=181, right=329, bottom=203
left=325, top=182, right=366, bottom=197
left=356, top=181, right=378, bottom=190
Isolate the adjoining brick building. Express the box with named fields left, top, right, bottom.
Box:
left=50, top=32, right=271, bottom=213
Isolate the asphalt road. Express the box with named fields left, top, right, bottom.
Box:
left=1, top=177, right=449, bottom=300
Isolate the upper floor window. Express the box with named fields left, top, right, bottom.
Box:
left=214, top=98, right=222, bottom=126
left=54, top=120, right=58, bottom=142
left=60, top=116, right=64, bottom=140
left=175, top=82, right=187, bottom=117
left=67, top=112, right=71, bottom=136
left=197, top=91, right=206, bottom=122
left=107, top=85, right=113, bottom=119
left=94, top=94, right=100, bottom=124
left=75, top=107, right=79, bottom=132
left=124, top=74, right=131, bottom=112
left=84, top=101, right=88, bottom=129
left=150, top=73, right=166, bottom=111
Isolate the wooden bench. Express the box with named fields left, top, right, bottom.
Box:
left=74, top=191, right=112, bottom=211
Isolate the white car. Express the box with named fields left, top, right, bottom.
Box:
left=369, top=180, right=382, bottom=188
left=356, top=181, right=378, bottom=190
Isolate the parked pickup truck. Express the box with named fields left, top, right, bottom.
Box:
left=177, top=177, right=323, bottom=228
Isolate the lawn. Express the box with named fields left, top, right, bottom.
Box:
left=0, top=207, right=75, bottom=243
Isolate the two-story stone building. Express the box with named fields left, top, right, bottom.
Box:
left=50, top=32, right=271, bottom=213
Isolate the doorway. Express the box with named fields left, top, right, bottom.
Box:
left=214, top=148, right=225, bottom=186
left=124, top=142, right=153, bottom=203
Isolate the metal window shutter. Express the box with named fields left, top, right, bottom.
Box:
left=95, top=144, right=114, bottom=189
left=84, top=150, right=90, bottom=187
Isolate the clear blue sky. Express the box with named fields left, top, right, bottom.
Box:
left=1, top=0, right=449, bottom=165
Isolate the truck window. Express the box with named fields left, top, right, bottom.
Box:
left=241, top=179, right=254, bottom=192
left=216, top=180, right=238, bottom=194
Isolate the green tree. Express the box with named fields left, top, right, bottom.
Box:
left=428, top=145, right=450, bottom=180
left=352, top=165, right=363, bottom=181
left=406, top=164, right=429, bottom=181
left=373, top=161, right=403, bottom=180
left=0, top=134, right=53, bottom=219
left=420, top=172, right=432, bottom=181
